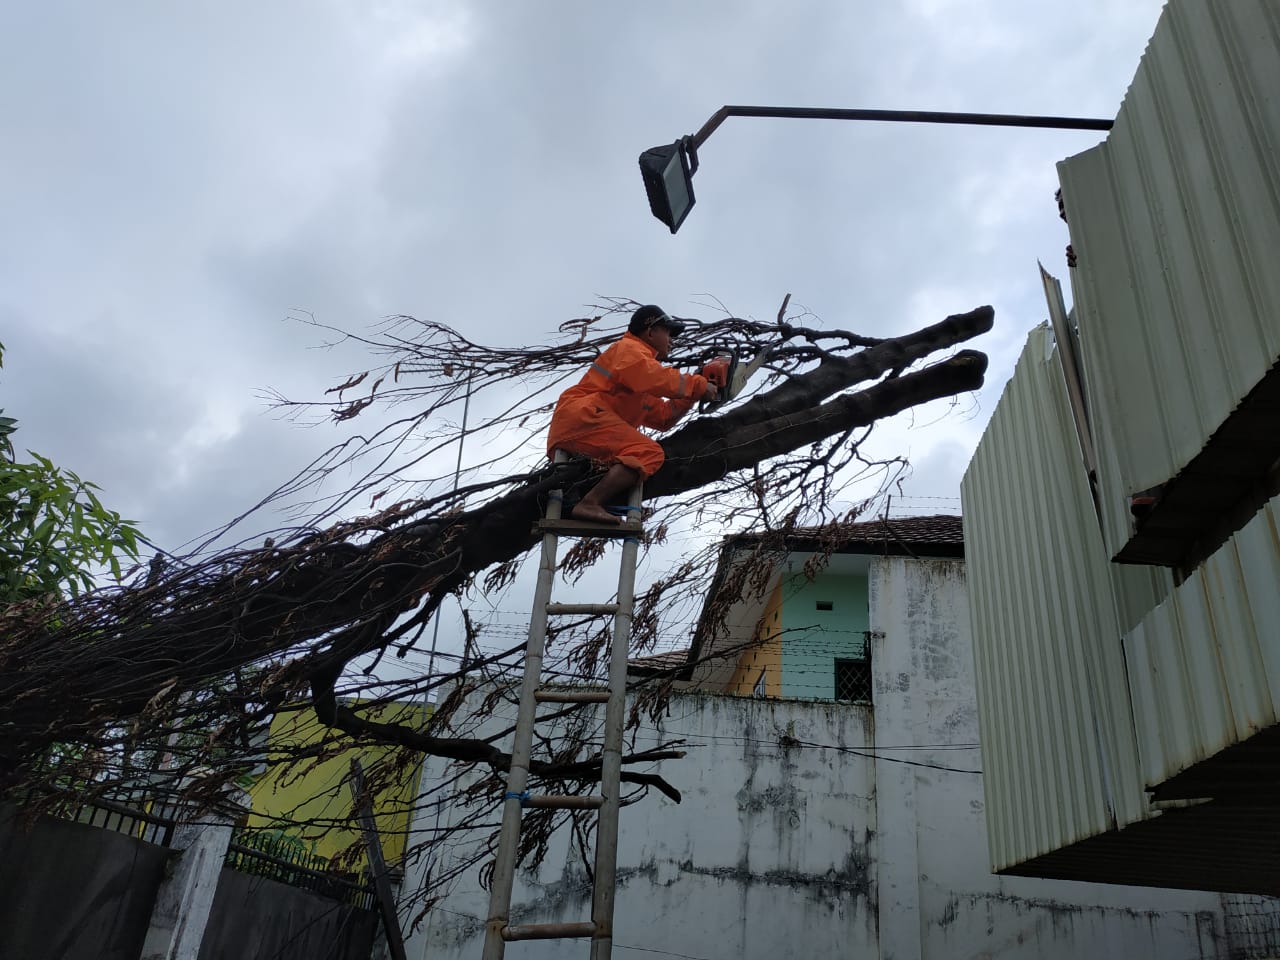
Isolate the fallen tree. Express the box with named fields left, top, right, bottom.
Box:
left=0, top=299, right=991, bottom=814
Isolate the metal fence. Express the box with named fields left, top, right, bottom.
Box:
left=26, top=787, right=179, bottom=847
left=37, top=785, right=377, bottom=913
left=1224, top=895, right=1280, bottom=960
left=225, top=829, right=377, bottom=912
left=72, top=795, right=177, bottom=847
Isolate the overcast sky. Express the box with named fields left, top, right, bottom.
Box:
left=2, top=2, right=1167, bottom=659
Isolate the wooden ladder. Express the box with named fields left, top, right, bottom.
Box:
left=481, top=454, right=643, bottom=960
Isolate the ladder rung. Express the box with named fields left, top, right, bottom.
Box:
left=503, top=921, right=596, bottom=942
left=535, top=518, right=642, bottom=539
left=546, top=602, right=619, bottom=616
left=535, top=689, right=611, bottom=704
left=522, top=794, right=604, bottom=810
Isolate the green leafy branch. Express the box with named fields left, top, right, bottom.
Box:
left=0, top=342, right=140, bottom=604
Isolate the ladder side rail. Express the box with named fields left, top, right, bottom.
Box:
left=482, top=465, right=568, bottom=959
left=589, top=482, right=643, bottom=960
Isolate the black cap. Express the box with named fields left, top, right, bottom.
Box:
left=628, top=304, right=686, bottom=338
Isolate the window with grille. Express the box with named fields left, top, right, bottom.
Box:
left=752, top=670, right=767, bottom=697
left=834, top=657, right=872, bottom=702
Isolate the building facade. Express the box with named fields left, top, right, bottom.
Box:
left=246, top=699, right=428, bottom=869
left=401, top=518, right=1253, bottom=959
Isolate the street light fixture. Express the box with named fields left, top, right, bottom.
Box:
left=639, top=139, right=698, bottom=233
left=639, top=104, right=1114, bottom=234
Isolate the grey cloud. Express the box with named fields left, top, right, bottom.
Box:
left=1, top=0, right=1166, bottom=569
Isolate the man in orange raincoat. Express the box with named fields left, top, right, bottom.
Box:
left=548, top=304, right=727, bottom=524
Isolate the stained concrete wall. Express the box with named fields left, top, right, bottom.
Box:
left=870, top=556, right=1230, bottom=959
left=399, top=557, right=1240, bottom=960
left=0, top=808, right=170, bottom=960
left=402, top=694, right=878, bottom=960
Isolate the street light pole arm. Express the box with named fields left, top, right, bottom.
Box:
left=688, top=104, right=1113, bottom=150
left=645, top=103, right=1114, bottom=233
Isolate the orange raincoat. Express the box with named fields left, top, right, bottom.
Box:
left=548, top=332, right=710, bottom=478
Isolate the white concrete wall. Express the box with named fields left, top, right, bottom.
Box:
left=402, top=693, right=878, bottom=960
left=400, top=555, right=1239, bottom=960
left=870, top=556, right=1229, bottom=960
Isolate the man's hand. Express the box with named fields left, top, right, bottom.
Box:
left=703, top=382, right=719, bottom=402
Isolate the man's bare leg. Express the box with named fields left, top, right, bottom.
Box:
left=571, top=463, right=640, bottom=524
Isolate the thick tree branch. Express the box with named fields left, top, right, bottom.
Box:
left=650, top=348, right=987, bottom=496
left=702, top=305, right=991, bottom=436
left=330, top=704, right=686, bottom=802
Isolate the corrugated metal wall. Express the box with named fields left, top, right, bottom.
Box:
left=1125, top=496, right=1280, bottom=788
left=963, top=324, right=1280, bottom=870
left=1058, top=0, right=1280, bottom=561
left=965, top=0, right=1280, bottom=874
left=961, top=325, right=1169, bottom=871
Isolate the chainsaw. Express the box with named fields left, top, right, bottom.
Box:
left=701, top=340, right=774, bottom=407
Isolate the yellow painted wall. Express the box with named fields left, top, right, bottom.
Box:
left=246, top=699, right=428, bottom=868
left=725, top=580, right=784, bottom=697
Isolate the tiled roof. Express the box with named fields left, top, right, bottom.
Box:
left=733, top=513, right=964, bottom=556
left=808, top=513, right=963, bottom=546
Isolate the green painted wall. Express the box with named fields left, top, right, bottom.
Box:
left=779, top=572, right=869, bottom=699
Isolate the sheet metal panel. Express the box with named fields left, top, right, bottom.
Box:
left=1058, top=0, right=1280, bottom=560
left=1125, top=498, right=1280, bottom=788
left=962, top=325, right=1167, bottom=871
